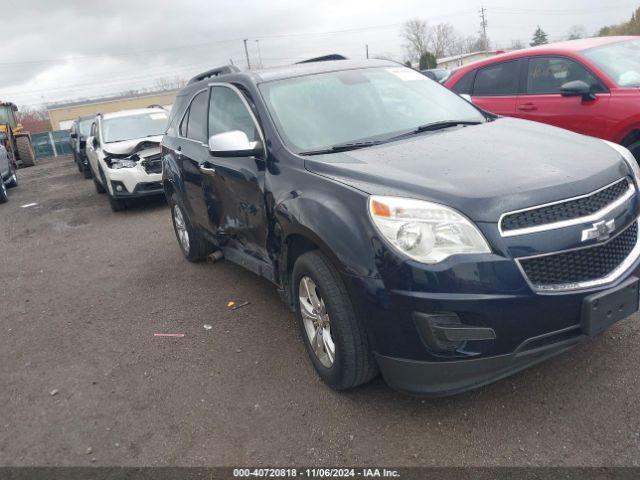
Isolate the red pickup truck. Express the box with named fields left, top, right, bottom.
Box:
left=444, top=36, right=640, bottom=159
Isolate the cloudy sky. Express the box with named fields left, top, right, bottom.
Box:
left=1, top=0, right=637, bottom=108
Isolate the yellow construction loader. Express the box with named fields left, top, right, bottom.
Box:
left=0, top=101, right=36, bottom=168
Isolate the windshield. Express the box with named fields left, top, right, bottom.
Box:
left=259, top=66, right=485, bottom=153
left=102, top=111, right=168, bottom=143
left=78, top=118, right=93, bottom=136
left=0, top=106, right=16, bottom=128
left=583, top=39, right=640, bottom=87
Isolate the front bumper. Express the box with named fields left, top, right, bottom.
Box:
left=343, top=249, right=640, bottom=396
left=376, top=326, right=583, bottom=396
left=104, top=164, right=163, bottom=198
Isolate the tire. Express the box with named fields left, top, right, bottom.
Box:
left=93, top=168, right=106, bottom=194
left=627, top=140, right=640, bottom=163
left=0, top=181, right=8, bottom=203
left=292, top=250, right=378, bottom=390
left=6, top=168, right=17, bottom=188
left=108, top=193, right=127, bottom=212
left=77, top=158, right=83, bottom=173
left=83, top=164, right=92, bottom=179
left=168, top=194, right=211, bottom=262
left=15, top=135, right=36, bottom=167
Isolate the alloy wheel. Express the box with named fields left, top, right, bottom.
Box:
left=299, top=276, right=335, bottom=368
left=173, top=204, right=190, bottom=254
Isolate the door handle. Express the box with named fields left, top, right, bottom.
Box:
left=518, top=103, right=538, bottom=112
left=199, top=164, right=216, bottom=174
left=175, top=146, right=182, bottom=158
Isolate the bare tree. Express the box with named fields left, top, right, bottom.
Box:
left=509, top=39, right=525, bottom=50
left=567, top=25, right=587, bottom=40
left=451, top=34, right=485, bottom=56
left=431, top=23, right=456, bottom=58
left=401, top=18, right=432, bottom=63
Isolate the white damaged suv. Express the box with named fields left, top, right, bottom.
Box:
left=86, top=107, right=169, bottom=211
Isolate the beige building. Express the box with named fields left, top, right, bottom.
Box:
left=437, top=51, right=500, bottom=70
left=47, top=90, right=179, bottom=130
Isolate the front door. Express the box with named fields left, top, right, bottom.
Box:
left=202, top=84, right=269, bottom=265
left=515, top=56, right=610, bottom=138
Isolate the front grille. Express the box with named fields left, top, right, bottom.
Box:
left=141, top=154, right=162, bottom=174
left=502, top=178, right=630, bottom=232
left=135, top=181, right=163, bottom=192
left=519, top=221, right=638, bottom=289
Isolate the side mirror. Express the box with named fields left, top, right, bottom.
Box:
left=208, top=130, right=262, bottom=158
left=460, top=94, right=473, bottom=103
left=560, top=80, right=596, bottom=101
left=70, top=133, right=78, bottom=139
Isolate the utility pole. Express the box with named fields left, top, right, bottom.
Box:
left=365, top=44, right=369, bottom=59
left=479, top=6, right=488, bottom=51
left=243, top=39, right=251, bottom=70
left=255, top=40, right=263, bottom=69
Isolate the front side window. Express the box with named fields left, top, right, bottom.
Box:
left=473, top=61, right=520, bottom=96
left=184, top=91, right=208, bottom=142
left=208, top=86, right=258, bottom=141
left=583, top=39, right=640, bottom=87
left=101, top=111, right=168, bottom=144
left=526, top=57, right=605, bottom=94
left=452, top=69, right=475, bottom=94
left=259, top=66, right=485, bottom=153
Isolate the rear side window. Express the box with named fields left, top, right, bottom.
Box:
left=526, top=56, right=606, bottom=94
left=473, top=61, right=520, bottom=96
left=182, top=90, right=209, bottom=142
left=452, top=70, right=475, bottom=95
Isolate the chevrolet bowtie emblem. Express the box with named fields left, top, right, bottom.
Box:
left=581, top=219, right=615, bottom=242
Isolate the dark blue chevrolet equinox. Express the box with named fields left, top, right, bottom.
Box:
left=161, top=58, right=640, bottom=396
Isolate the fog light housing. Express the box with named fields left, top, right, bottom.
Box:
left=110, top=181, right=127, bottom=194
left=413, top=312, right=496, bottom=352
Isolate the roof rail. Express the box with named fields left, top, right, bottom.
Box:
left=296, top=54, right=347, bottom=64
left=187, top=65, right=241, bottom=85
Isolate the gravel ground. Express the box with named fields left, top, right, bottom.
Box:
left=1, top=156, right=640, bottom=467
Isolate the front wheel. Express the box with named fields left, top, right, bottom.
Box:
left=108, top=193, right=126, bottom=212
left=6, top=169, right=17, bottom=188
left=627, top=140, right=640, bottom=163
left=0, top=181, right=8, bottom=203
left=292, top=250, right=378, bottom=390
left=169, top=195, right=211, bottom=262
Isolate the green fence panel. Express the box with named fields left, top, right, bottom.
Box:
left=32, top=130, right=72, bottom=158
left=52, top=130, right=72, bottom=155
left=32, top=132, right=54, bottom=158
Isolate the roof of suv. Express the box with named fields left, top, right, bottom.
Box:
left=101, top=107, right=167, bottom=121
left=248, top=58, right=398, bottom=83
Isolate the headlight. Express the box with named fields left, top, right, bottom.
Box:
left=603, top=140, right=640, bottom=184
left=108, top=158, right=137, bottom=169
left=368, top=196, right=491, bottom=264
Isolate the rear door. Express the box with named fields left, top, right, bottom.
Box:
left=471, top=59, right=522, bottom=115
left=202, top=84, right=269, bottom=266
left=175, top=89, right=212, bottom=230
left=515, top=56, right=610, bottom=137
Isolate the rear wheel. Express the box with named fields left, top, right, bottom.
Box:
left=169, top=194, right=211, bottom=262
left=0, top=181, right=8, bottom=203
left=82, top=163, right=92, bottom=179
left=292, top=250, right=378, bottom=390
left=15, top=135, right=36, bottom=167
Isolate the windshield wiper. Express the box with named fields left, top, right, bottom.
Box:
left=387, top=120, right=483, bottom=142
left=299, top=140, right=387, bottom=156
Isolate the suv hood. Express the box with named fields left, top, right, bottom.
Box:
left=103, top=135, right=162, bottom=157
left=303, top=118, right=631, bottom=222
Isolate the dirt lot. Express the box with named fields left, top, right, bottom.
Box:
left=1, top=156, right=640, bottom=467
